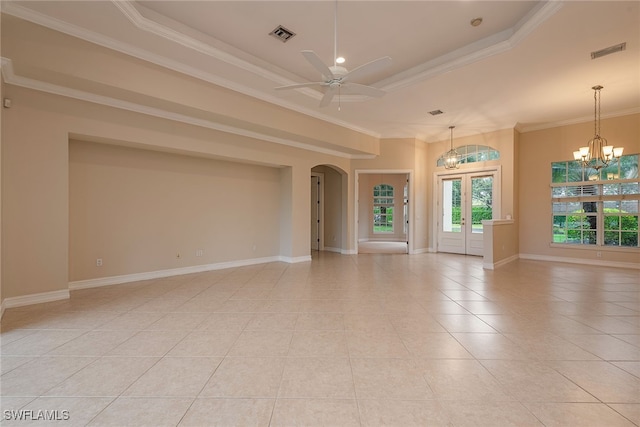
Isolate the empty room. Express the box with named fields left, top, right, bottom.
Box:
left=1, top=1, right=639, bottom=426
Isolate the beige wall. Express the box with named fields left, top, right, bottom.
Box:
left=412, top=140, right=429, bottom=251
left=2, top=92, right=70, bottom=300
left=518, top=113, right=640, bottom=265
left=69, top=141, right=282, bottom=281
left=484, top=221, right=519, bottom=268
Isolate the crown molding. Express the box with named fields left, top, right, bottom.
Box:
left=378, top=1, right=563, bottom=92
left=111, top=1, right=294, bottom=89
left=516, top=107, right=640, bottom=134
left=0, top=1, right=381, bottom=139
left=1, top=57, right=375, bottom=160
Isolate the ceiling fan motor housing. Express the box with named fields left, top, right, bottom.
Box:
left=329, top=65, right=348, bottom=79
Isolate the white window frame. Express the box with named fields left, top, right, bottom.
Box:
left=373, top=184, right=394, bottom=234
left=550, top=158, right=639, bottom=251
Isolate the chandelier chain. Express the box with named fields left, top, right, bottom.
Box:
left=594, top=87, right=600, bottom=137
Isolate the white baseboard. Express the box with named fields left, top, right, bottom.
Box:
left=411, top=248, right=430, bottom=254
left=69, top=255, right=299, bottom=291
left=1, top=289, right=70, bottom=312
left=280, top=255, right=312, bottom=264
left=322, top=246, right=342, bottom=254
left=483, top=254, right=519, bottom=270
left=315, top=247, right=356, bottom=255
left=519, top=253, right=640, bottom=270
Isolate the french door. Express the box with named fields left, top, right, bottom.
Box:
left=437, top=171, right=497, bottom=256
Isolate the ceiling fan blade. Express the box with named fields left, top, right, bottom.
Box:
left=319, top=86, right=337, bottom=107
left=275, top=82, right=326, bottom=91
left=342, top=56, right=392, bottom=83
left=340, top=83, right=386, bottom=98
left=301, top=50, right=334, bottom=79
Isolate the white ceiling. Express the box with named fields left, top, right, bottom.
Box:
left=3, top=1, right=639, bottom=142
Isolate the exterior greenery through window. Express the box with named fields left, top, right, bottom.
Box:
left=373, top=184, right=394, bottom=233
left=403, top=184, right=408, bottom=234
left=551, top=154, right=639, bottom=247
left=444, top=178, right=494, bottom=233
left=437, top=145, right=499, bottom=167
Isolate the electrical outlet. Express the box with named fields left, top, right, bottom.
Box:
left=196, top=249, right=203, bottom=257
left=96, top=258, right=103, bottom=267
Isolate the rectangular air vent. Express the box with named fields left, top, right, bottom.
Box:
left=429, top=109, right=444, bottom=116
left=591, top=42, right=626, bottom=59
left=269, top=25, right=296, bottom=43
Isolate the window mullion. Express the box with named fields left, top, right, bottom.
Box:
left=597, top=201, right=604, bottom=246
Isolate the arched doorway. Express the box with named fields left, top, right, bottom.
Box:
left=311, top=165, right=348, bottom=254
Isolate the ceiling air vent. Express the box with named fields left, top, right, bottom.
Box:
left=269, top=25, right=296, bottom=43
left=429, top=109, right=444, bottom=116
left=591, top=42, right=626, bottom=59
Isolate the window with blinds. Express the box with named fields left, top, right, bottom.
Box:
left=551, top=154, right=639, bottom=247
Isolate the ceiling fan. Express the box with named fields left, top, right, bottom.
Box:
left=275, top=1, right=391, bottom=108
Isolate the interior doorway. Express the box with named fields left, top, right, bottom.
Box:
left=355, top=170, right=412, bottom=254
left=436, top=168, right=500, bottom=256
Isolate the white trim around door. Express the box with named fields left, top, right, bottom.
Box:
left=355, top=169, right=414, bottom=254
left=433, top=166, right=501, bottom=256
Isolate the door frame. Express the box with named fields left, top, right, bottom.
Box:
left=354, top=169, right=414, bottom=254
left=433, top=166, right=501, bottom=255
left=311, top=172, right=324, bottom=251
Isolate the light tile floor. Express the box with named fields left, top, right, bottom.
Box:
left=1, top=252, right=639, bottom=426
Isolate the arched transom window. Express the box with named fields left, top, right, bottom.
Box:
left=437, top=145, right=500, bottom=167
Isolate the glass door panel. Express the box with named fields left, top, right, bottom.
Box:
left=470, top=176, right=493, bottom=234
left=438, top=177, right=465, bottom=254
left=437, top=171, right=497, bottom=256
left=442, top=179, right=462, bottom=233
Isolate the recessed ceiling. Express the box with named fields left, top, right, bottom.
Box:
left=2, top=0, right=639, bottom=142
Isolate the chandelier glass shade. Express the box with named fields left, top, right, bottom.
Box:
left=444, top=125, right=460, bottom=170
left=573, top=85, right=623, bottom=171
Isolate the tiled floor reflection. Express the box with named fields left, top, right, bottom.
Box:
left=1, top=252, right=638, bottom=426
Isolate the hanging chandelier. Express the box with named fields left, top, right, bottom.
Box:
left=443, top=125, right=460, bottom=170
left=573, top=85, right=623, bottom=171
